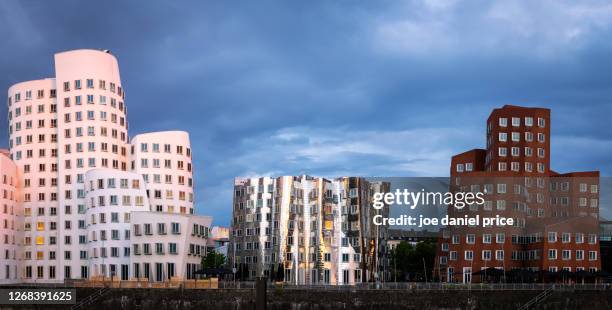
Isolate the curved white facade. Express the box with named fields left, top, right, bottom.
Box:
left=55, top=49, right=129, bottom=281
left=5, top=49, right=212, bottom=283
left=130, top=131, right=194, bottom=215
left=0, top=150, right=21, bottom=284
left=8, top=78, right=62, bottom=281
left=85, top=169, right=149, bottom=279
left=130, top=211, right=211, bottom=281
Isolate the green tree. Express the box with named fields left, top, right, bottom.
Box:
left=390, top=240, right=436, bottom=282
left=201, top=250, right=226, bottom=269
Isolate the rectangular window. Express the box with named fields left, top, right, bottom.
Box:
left=456, top=164, right=464, bottom=172
left=538, top=118, right=545, bottom=127
left=465, top=163, right=473, bottom=172
left=496, top=233, right=505, bottom=243
left=548, top=232, right=557, bottom=243
left=511, top=132, right=520, bottom=142
left=466, top=234, right=475, bottom=244
left=483, top=234, right=492, bottom=244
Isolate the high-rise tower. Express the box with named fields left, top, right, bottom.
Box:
left=435, top=105, right=600, bottom=283
left=6, top=49, right=210, bottom=283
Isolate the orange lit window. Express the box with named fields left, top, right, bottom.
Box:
left=325, top=221, right=333, bottom=230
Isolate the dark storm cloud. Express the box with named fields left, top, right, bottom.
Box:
left=1, top=0, right=612, bottom=225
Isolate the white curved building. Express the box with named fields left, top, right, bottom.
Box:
left=130, top=131, right=194, bottom=215
left=55, top=49, right=130, bottom=281
left=130, top=212, right=211, bottom=281
left=4, top=49, right=213, bottom=283
left=0, top=150, right=21, bottom=284
left=85, top=169, right=149, bottom=280
left=8, top=77, right=63, bottom=281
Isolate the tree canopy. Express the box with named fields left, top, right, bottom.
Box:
left=202, top=250, right=226, bottom=269
left=390, top=240, right=436, bottom=282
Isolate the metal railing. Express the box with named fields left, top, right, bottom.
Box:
left=2, top=281, right=610, bottom=291
left=518, top=286, right=554, bottom=310
left=217, top=281, right=612, bottom=291
left=71, top=286, right=111, bottom=310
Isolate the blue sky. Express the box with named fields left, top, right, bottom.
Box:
left=1, top=0, right=611, bottom=225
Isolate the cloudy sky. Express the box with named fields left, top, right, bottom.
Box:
left=1, top=0, right=611, bottom=225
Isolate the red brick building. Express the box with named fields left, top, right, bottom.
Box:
left=435, top=105, right=600, bottom=283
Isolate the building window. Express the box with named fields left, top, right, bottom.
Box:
left=548, top=232, right=557, bottom=243
left=482, top=234, right=492, bottom=244
left=511, top=132, right=520, bottom=141
left=561, top=233, right=570, bottom=243
left=466, top=234, right=475, bottom=244
left=496, top=233, right=505, bottom=244
left=537, top=118, right=545, bottom=127
left=171, top=222, right=180, bottom=234
left=162, top=243, right=175, bottom=255
left=511, top=117, right=520, bottom=127
left=456, top=164, right=464, bottom=172
left=452, top=235, right=460, bottom=244
left=465, top=163, right=473, bottom=172
left=562, top=250, right=571, bottom=260
left=511, top=162, right=520, bottom=171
